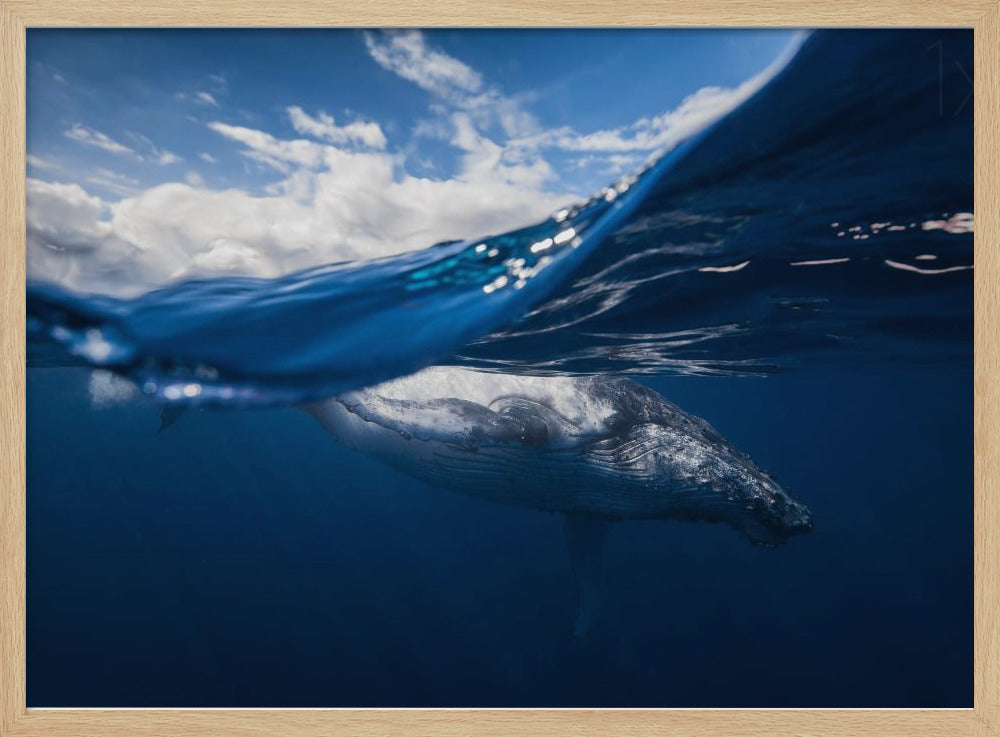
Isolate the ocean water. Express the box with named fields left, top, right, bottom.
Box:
left=26, top=29, right=973, bottom=707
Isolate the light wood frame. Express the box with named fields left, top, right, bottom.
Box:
left=1, top=2, right=997, bottom=735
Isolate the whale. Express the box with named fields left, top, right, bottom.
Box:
left=302, top=368, right=813, bottom=634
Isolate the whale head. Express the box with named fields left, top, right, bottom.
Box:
left=598, top=418, right=813, bottom=545
left=721, top=464, right=813, bottom=546
left=588, top=379, right=813, bottom=546
left=640, top=421, right=812, bottom=546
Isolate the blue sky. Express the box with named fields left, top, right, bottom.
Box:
left=25, top=29, right=798, bottom=295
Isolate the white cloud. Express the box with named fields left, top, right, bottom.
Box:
left=450, top=112, right=553, bottom=189
left=85, top=168, right=139, bottom=196
left=364, top=30, right=483, bottom=101
left=26, top=148, right=571, bottom=295
left=27, top=154, right=58, bottom=171
left=287, top=106, right=387, bottom=149
left=26, top=179, right=137, bottom=291
left=155, top=150, right=182, bottom=165
left=64, top=124, right=135, bottom=156
left=199, top=152, right=218, bottom=164
left=176, top=89, right=222, bottom=106
left=67, top=127, right=180, bottom=166
left=208, top=121, right=330, bottom=171
left=126, top=131, right=182, bottom=166
left=195, top=91, right=219, bottom=106
left=363, top=30, right=788, bottom=180
left=28, top=179, right=110, bottom=250
left=520, top=72, right=775, bottom=155
left=364, top=30, right=541, bottom=140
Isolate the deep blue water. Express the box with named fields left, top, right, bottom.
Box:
left=26, top=364, right=972, bottom=706
left=26, top=29, right=973, bottom=706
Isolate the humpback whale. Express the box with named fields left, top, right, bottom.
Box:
left=303, top=368, right=812, bottom=634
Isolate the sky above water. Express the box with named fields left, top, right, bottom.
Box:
left=26, top=29, right=798, bottom=294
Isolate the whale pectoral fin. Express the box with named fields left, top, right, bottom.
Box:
left=563, top=514, right=612, bottom=638
left=158, top=403, right=188, bottom=434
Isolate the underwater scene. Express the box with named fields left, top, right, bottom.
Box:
left=26, top=28, right=972, bottom=706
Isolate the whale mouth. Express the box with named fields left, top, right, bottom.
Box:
left=742, top=502, right=813, bottom=547
left=779, top=499, right=814, bottom=533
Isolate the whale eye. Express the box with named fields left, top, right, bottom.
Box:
left=490, top=396, right=573, bottom=447
left=516, top=415, right=549, bottom=447
left=603, top=411, right=629, bottom=433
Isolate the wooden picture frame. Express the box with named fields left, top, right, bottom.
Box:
left=1, top=2, right=996, bottom=735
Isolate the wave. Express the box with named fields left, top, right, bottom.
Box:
left=27, top=29, right=973, bottom=406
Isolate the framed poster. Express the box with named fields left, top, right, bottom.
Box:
left=1, top=2, right=996, bottom=735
